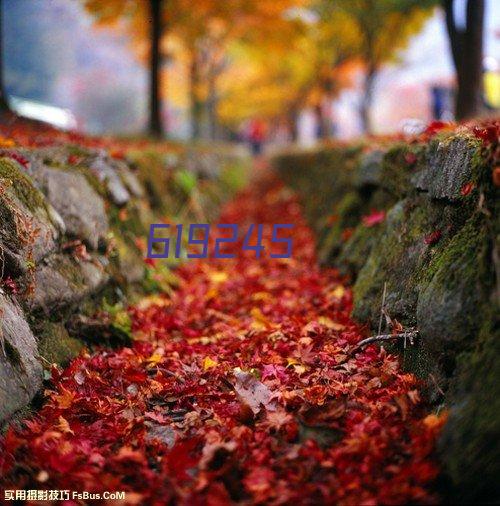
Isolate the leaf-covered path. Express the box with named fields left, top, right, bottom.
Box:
left=1, top=175, right=444, bottom=505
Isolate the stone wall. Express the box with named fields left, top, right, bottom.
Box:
left=0, top=141, right=247, bottom=425
left=272, top=126, right=499, bottom=503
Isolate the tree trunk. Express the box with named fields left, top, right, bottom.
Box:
left=288, top=107, right=299, bottom=142
left=0, top=0, right=10, bottom=112
left=206, top=71, right=218, bottom=141
left=360, top=64, right=376, bottom=134
left=443, top=0, right=485, bottom=120
left=189, top=52, right=202, bottom=140
left=148, top=0, right=163, bottom=137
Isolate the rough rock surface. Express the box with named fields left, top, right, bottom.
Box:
left=354, top=150, right=384, bottom=188
left=412, top=136, right=481, bottom=201
left=28, top=253, right=109, bottom=313
left=90, top=152, right=131, bottom=206
left=0, top=294, right=42, bottom=422
left=0, top=158, right=61, bottom=276
left=42, top=167, right=108, bottom=250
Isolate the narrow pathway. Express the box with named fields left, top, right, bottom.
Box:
left=1, top=176, right=443, bottom=504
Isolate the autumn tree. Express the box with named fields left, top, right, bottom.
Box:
left=217, top=5, right=362, bottom=140
left=318, top=0, right=434, bottom=133
left=172, top=0, right=307, bottom=140
left=442, top=0, right=485, bottom=120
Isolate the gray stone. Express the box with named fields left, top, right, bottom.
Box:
left=43, top=167, right=108, bottom=250
left=4, top=149, right=108, bottom=250
left=0, top=158, right=60, bottom=276
left=0, top=293, right=42, bottom=423
left=28, top=253, right=109, bottom=313
left=115, top=162, right=145, bottom=198
left=412, top=136, right=481, bottom=201
left=354, top=150, right=384, bottom=188
left=90, top=152, right=130, bottom=206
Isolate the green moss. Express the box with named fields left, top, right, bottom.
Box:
left=353, top=200, right=423, bottom=322
left=130, top=150, right=174, bottom=214
left=379, top=143, right=421, bottom=198
left=37, top=322, right=83, bottom=366
left=439, top=306, right=500, bottom=503
left=58, top=257, right=88, bottom=291
left=420, top=214, right=490, bottom=289
left=273, top=147, right=363, bottom=234
left=415, top=211, right=494, bottom=386
left=337, top=222, right=378, bottom=278
left=108, top=200, right=150, bottom=238
left=318, top=191, right=364, bottom=264
left=0, top=157, right=48, bottom=213
left=352, top=194, right=463, bottom=326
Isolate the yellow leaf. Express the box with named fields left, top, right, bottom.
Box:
left=135, top=295, right=171, bottom=311
left=55, top=416, right=74, bottom=435
left=146, top=353, right=164, bottom=366
left=318, top=316, right=345, bottom=331
left=0, top=136, right=15, bottom=148
left=203, top=357, right=218, bottom=370
left=329, top=286, right=346, bottom=300
left=293, top=364, right=307, bottom=374
left=250, top=307, right=272, bottom=330
left=423, top=412, right=448, bottom=430
left=52, top=387, right=75, bottom=409
left=209, top=271, right=228, bottom=283
left=251, top=291, right=272, bottom=302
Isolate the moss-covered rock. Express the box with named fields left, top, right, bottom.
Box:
left=379, top=143, right=425, bottom=198
left=438, top=308, right=500, bottom=503
left=353, top=149, right=384, bottom=188
left=318, top=191, right=365, bottom=264
left=412, top=134, right=482, bottom=201
left=336, top=220, right=379, bottom=279
left=0, top=157, right=61, bottom=276
left=352, top=196, right=432, bottom=325
left=417, top=215, right=494, bottom=371
left=273, top=146, right=362, bottom=233
left=26, top=253, right=109, bottom=314
left=37, top=165, right=109, bottom=250
left=0, top=294, right=42, bottom=423
left=36, top=321, right=83, bottom=366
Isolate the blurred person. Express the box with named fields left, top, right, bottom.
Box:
left=248, top=118, right=266, bottom=156
left=431, top=85, right=454, bottom=121
left=431, top=86, right=446, bottom=120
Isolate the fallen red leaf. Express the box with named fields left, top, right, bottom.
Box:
left=362, top=210, right=386, bottom=227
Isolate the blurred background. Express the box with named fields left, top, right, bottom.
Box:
left=1, top=0, right=498, bottom=145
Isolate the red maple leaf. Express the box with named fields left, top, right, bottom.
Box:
left=424, top=230, right=442, bottom=246
left=460, top=182, right=475, bottom=196
left=362, top=210, right=386, bottom=227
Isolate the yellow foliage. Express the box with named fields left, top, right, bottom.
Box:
left=203, top=356, right=218, bottom=370
left=83, top=0, right=434, bottom=126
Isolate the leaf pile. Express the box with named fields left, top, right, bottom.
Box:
left=0, top=177, right=445, bottom=504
